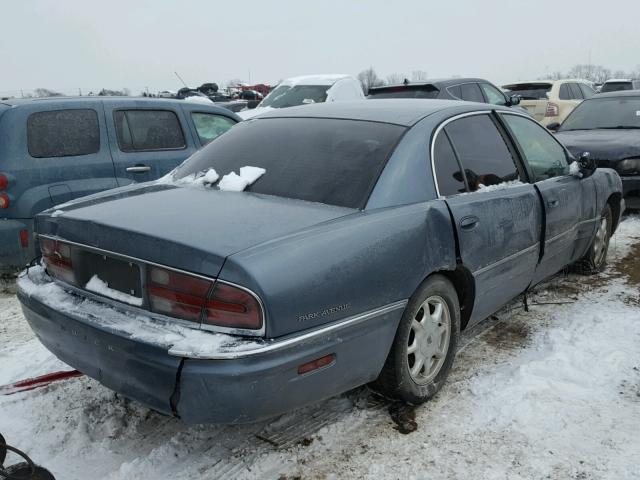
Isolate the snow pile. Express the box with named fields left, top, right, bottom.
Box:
left=183, top=95, right=212, bottom=105
left=85, top=275, right=143, bottom=307
left=218, top=166, right=266, bottom=191
left=51, top=209, right=65, bottom=217
left=17, top=265, right=260, bottom=357
left=569, top=160, right=583, bottom=177
left=476, top=179, right=523, bottom=192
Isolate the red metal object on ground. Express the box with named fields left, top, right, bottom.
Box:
left=0, top=370, right=83, bottom=396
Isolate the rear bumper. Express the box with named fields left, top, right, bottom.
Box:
left=621, top=175, right=640, bottom=209
left=0, top=219, right=35, bottom=273
left=18, top=271, right=404, bottom=424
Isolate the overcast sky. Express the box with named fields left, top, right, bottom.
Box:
left=2, top=0, right=640, bottom=96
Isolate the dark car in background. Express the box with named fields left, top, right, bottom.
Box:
left=599, top=79, right=640, bottom=93
left=368, top=77, right=522, bottom=109
left=18, top=100, right=622, bottom=424
left=552, top=91, right=640, bottom=208
left=0, top=96, right=239, bottom=272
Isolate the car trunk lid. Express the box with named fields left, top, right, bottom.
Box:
left=36, top=183, right=355, bottom=279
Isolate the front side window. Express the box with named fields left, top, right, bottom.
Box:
left=578, top=83, right=595, bottom=98
left=479, top=83, right=507, bottom=105
left=501, top=114, right=568, bottom=181
left=114, top=110, right=185, bottom=152
left=444, top=114, right=519, bottom=191
left=173, top=118, right=405, bottom=209
left=191, top=113, right=236, bottom=146
left=27, top=109, right=100, bottom=158
left=259, top=84, right=330, bottom=108
left=459, top=83, right=485, bottom=103
left=433, top=132, right=467, bottom=196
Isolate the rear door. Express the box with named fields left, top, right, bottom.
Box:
left=435, top=112, right=542, bottom=325
left=104, top=100, right=199, bottom=185
left=499, top=112, right=597, bottom=284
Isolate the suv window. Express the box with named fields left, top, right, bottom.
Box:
left=479, top=83, right=506, bottom=105
left=459, top=83, right=485, bottom=103
left=447, top=85, right=461, bottom=99
left=444, top=114, right=519, bottom=191
left=559, top=84, right=571, bottom=100
left=568, top=83, right=583, bottom=99
left=433, top=132, right=467, bottom=196
left=501, top=114, right=568, bottom=181
left=27, top=109, right=100, bottom=158
left=191, top=113, right=235, bottom=146
left=114, top=110, right=185, bottom=152
left=578, top=83, right=595, bottom=98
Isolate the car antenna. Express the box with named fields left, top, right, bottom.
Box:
left=174, top=71, right=189, bottom=89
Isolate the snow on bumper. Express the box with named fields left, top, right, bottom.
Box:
left=17, top=267, right=405, bottom=423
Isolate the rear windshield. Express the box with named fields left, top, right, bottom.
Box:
left=601, top=82, right=633, bottom=93
left=259, top=85, right=330, bottom=108
left=368, top=85, right=439, bottom=99
left=173, top=118, right=406, bottom=209
left=502, top=83, right=552, bottom=100
left=560, top=96, right=640, bottom=131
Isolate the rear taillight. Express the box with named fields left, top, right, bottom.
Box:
left=545, top=102, right=559, bottom=117
left=40, top=237, right=77, bottom=285
left=0, top=174, right=8, bottom=190
left=19, top=229, right=29, bottom=248
left=147, top=266, right=263, bottom=331
left=0, top=193, right=9, bottom=209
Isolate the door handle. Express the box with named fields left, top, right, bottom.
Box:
left=126, top=165, right=151, bottom=173
left=547, top=199, right=560, bottom=208
left=459, top=216, right=480, bottom=230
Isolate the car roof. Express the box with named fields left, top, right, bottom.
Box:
left=586, top=90, right=640, bottom=99
left=253, top=99, right=509, bottom=127
left=370, top=78, right=490, bottom=92
left=502, top=79, right=590, bottom=87
left=604, top=78, right=634, bottom=83
left=0, top=96, right=238, bottom=115
left=277, top=74, right=353, bottom=87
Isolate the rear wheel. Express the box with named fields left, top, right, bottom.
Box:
left=573, top=205, right=612, bottom=275
left=373, top=275, right=460, bottom=404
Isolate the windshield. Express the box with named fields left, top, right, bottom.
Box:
left=368, top=85, right=439, bottom=99
left=560, top=96, right=640, bottom=131
left=601, top=82, right=633, bottom=93
left=502, top=83, right=551, bottom=100
left=173, top=118, right=406, bottom=209
left=259, top=84, right=331, bottom=108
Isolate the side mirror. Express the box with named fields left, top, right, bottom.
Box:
left=508, top=94, right=520, bottom=106
left=246, top=100, right=260, bottom=109
left=573, top=152, right=596, bottom=178
left=546, top=122, right=561, bottom=132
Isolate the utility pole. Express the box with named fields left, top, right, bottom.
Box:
left=78, top=88, right=82, bottom=96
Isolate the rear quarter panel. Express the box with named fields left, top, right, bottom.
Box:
left=220, top=201, right=457, bottom=338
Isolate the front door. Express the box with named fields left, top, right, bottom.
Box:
left=433, top=113, right=542, bottom=326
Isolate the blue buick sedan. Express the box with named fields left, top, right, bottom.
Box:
left=18, top=100, right=623, bottom=423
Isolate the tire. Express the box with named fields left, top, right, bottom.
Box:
left=373, top=275, right=460, bottom=404
left=573, top=205, right=612, bottom=275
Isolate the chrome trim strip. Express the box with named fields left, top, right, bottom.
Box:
left=38, top=234, right=267, bottom=337
left=544, top=217, right=597, bottom=245
left=472, top=242, right=540, bottom=276
left=429, top=110, right=493, bottom=199
left=168, top=299, right=409, bottom=359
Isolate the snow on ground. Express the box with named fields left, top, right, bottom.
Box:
left=0, top=216, right=639, bottom=479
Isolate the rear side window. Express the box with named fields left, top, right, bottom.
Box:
left=444, top=114, right=519, bottom=191
left=568, top=83, right=583, bottom=99
left=559, top=84, right=571, bottom=100
left=433, top=133, right=467, bottom=196
left=501, top=114, right=568, bottom=181
left=459, top=83, right=485, bottom=103
left=114, top=110, right=185, bottom=152
left=191, top=113, right=236, bottom=146
left=27, top=109, right=100, bottom=158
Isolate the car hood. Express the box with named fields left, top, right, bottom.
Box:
left=36, top=183, right=355, bottom=278
left=555, top=129, right=640, bottom=164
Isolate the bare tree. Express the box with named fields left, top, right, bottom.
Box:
left=385, top=73, right=406, bottom=85
left=411, top=70, right=429, bottom=82
left=568, top=64, right=611, bottom=83
left=357, top=67, right=385, bottom=93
